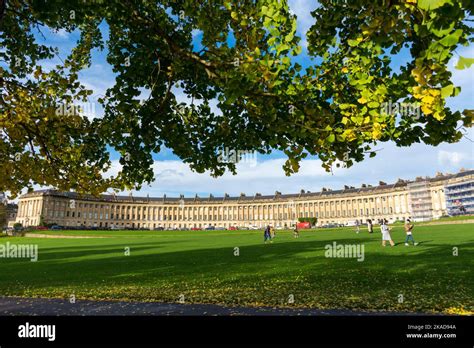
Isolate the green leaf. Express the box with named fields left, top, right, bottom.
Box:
left=326, top=133, right=335, bottom=143
left=276, top=43, right=290, bottom=54
left=439, top=29, right=462, bottom=47
left=418, top=0, right=451, bottom=11
left=282, top=57, right=291, bottom=65
left=455, top=56, right=474, bottom=70
left=441, top=84, right=454, bottom=98
left=285, top=32, right=294, bottom=42
left=347, top=39, right=359, bottom=47
left=293, top=46, right=302, bottom=55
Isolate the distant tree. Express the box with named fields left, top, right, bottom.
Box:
left=0, top=203, right=6, bottom=228
left=1, top=0, right=472, bottom=196
left=39, top=215, right=45, bottom=227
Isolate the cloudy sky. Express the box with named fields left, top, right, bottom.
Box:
left=32, top=2, right=473, bottom=198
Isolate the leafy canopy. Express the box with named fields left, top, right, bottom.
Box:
left=0, top=0, right=472, bottom=197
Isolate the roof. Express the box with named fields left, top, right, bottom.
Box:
left=20, top=169, right=474, bottom=204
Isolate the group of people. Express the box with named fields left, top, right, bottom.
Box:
left=264, top=224, right=300, bottom=243
left=263, top=225, right=276, bottom=243
left=263, top=218, right=419, bottom=247
left=363, top=218, right=419, bottom=247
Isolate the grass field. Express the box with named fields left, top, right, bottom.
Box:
left=0, top=223, right=472, bottom=314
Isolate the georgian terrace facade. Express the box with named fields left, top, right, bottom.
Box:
left=14, top=170, right=473, bottom=229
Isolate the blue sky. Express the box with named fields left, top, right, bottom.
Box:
left=32, top=1, right=474, bottom=198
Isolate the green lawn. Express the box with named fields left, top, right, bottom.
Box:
left=0, top=224, right=472, bottom=314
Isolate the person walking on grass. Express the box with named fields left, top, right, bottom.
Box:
left=381, top=219, right=394, bottom=247
left=355, top=219, right=360, bottom=234
left=270, top=225, right=275, bottom=240
left=293, top=225, right=299, bottom=238
left=264, top=225, right=272, bottom=244
left=404, top=219, right=418, bottom=246
left=367, top=219, right=373, bottom=234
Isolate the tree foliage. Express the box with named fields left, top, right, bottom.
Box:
left=0, top=203, right=6, bottom=227
left=0, top=0, right=472, bottom=197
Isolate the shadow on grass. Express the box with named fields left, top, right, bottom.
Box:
left=0, top=237, right=472, bottom=286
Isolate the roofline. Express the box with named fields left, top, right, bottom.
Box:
left=19, top=169, right=473, bottom=203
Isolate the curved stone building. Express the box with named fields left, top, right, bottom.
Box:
left=14, top=169, right=473, bottom=229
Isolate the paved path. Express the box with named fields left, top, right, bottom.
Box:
left=0, top=296, right=428, bottom=316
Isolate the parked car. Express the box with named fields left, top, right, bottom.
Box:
left=321, top=223, right=340, bottom=228
left=153, top=227, right=164, bottom=231
left=34, top=226, right=49, bottom=230
left=50, top=225, right=63, bottom=230
left=275, top=226, right=284, bottom=230
left=227, top=226, right=237, bottom=230
left=191, top=227, right=202, bottom=231
left=215, top=227, right=225, bottom=230
left=204, top=226, right=215, bottom=230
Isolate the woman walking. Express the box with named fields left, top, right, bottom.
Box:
left=264, top=225, right=272, bottom=244
left=380, top=219, right=394, bottom=247
left=367, top=219, right=373, bottom=233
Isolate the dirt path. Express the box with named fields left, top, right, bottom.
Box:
left=23, top=233, right=108, bottom=239
left=0, top=296, right=431, bottom=316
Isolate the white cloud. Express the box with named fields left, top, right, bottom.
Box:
left=288, top=0, right=319, bottom=49
left=52, top=28, right=69, bottom=39
left=438, top=150, right=468, bottom=167
left=447, top=45, right=474, bottom=112
left=192, top=29, right=203, bottom=38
